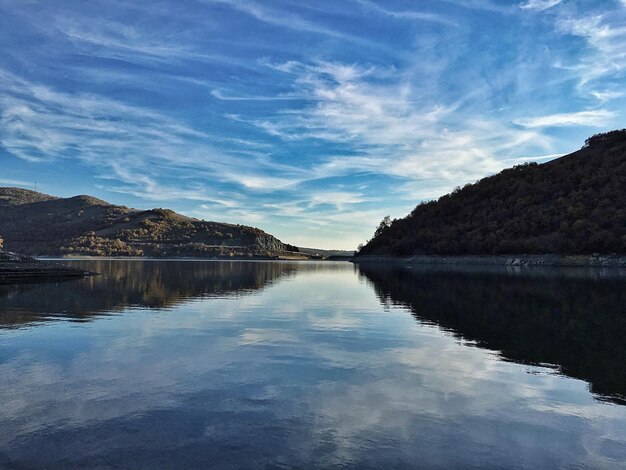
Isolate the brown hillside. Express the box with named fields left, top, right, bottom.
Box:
left=0, top=188, right=295, bottom=257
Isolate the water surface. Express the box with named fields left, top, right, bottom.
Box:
left=1, top=260, right=625, bottom=468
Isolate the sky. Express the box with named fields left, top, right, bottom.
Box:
left=0, top=0, right=625, bottom=249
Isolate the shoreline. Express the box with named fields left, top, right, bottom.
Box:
left=35, top=254, right=350, bottom=262
left=0, top=251, right=93, bottom=283
left=352, top=254, right=626, bottom=268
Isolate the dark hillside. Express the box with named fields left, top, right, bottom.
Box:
left=0, top=188, right=295, bottom=258
left=0, top=187, right=58, bottom=206
left=359, top=130, right=626, bottom=256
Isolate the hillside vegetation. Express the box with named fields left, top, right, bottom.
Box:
left=0, top=189, right=297, bottom=257
left=359, top=130, right=626, bottom=256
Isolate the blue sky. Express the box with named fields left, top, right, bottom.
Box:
left=1, top=0, right=625, bottom=249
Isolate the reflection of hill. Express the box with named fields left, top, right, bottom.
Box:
left=0, top=260, right=297, bottom=328
left=358, top=264, right=626, bottom=405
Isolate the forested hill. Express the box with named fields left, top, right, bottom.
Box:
left=0, top=188, right=297, bottom=257
left=358, top=130, right=626, bottom=256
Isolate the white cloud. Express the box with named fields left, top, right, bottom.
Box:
left=249, top=60, right=549, bottom=186
left=589, top=90, right=624, bottom=101
left=200, top=0, right=401, bottom=55
left=0, top=178, right=34, bottom=188
left=500, top=153, right=566, bottom=165
left=514, top=110, right=616, bottom=128
left=353, top=0, right=458, bottom=27
left=520, top=0, right=563, bottom=11
left=556, top=13, right=626, bottom=89
left=55, top=18, right=197, bottom=60
left=308, top=191, right=368, bottom=210
left=0, top=70, right=309, bottom=203
left=439, top=0, right=515, bottom=13
left=210, top=89, right=303, bottom=101
left=2, top=0, right=624, bottom=250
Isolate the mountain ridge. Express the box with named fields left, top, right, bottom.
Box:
left=0, top=188, right=298, bottom=258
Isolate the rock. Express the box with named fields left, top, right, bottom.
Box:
left=0, top=250, right=91, bottom=283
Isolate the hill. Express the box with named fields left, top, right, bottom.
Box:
left=0, top=188, right=298, bottom=258
left=358, top=130, right=626, bottom=256
left=0, top=187, right=59, bottom=206
left=297, top=247, right=355, bottom=259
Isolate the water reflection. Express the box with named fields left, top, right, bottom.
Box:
left=1, top=261, right=625, bottom=468
left=358, top=264, right=626, bottom=404
left=0, top=260, right=306, bottom=328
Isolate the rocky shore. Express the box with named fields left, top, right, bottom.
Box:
left=352, top=254, right=626, bottom=268
left=0, top=251, right=92, bottom=283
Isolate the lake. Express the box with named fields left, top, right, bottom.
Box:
left=1, top=260, right=625, bottom=468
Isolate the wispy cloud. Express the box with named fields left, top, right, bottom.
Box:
left=243, top=59, right=549, bottom=187
left=519, top=0, right=564, bottom=12
left=555, top=12, right=626, bottom=90
left=211, top=89, right=304, bottom=101
left=352, top=0, right=458, bottom=27
left=0, top=178, right=34, bottom=188
left=54, top=18, right=198, bottom=61
left=0, top=69, right=308, bottom=202
left=590, top=90, right=624, bottom=101
left=1, top=0, right=624, bottom=248
left=440, top=0, right=515, bottom=14
left=200, top=0, right=404, bottom=55
left=516, top=1, right=626, bottom=110
left=514, top=110, right=616, bottom=128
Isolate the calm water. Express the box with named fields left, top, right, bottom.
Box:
left=1, top=260, right=625, bottom=469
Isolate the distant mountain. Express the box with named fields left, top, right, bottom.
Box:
left=0, top=188, right=298, bottom=258
left=297, top=247, right=355, bottom=258
left=358, top=130, right=626, bottom=256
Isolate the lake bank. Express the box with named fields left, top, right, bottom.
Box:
left=0, top=251, right=92, bottom=283
left=353, top=254, right=626, bottom=268
left=37, top=253, right=351, bottom=262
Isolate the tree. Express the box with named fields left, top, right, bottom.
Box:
left=374, top=216, right=392, bottom=238
left=358, top=129, right=626, bottom=256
